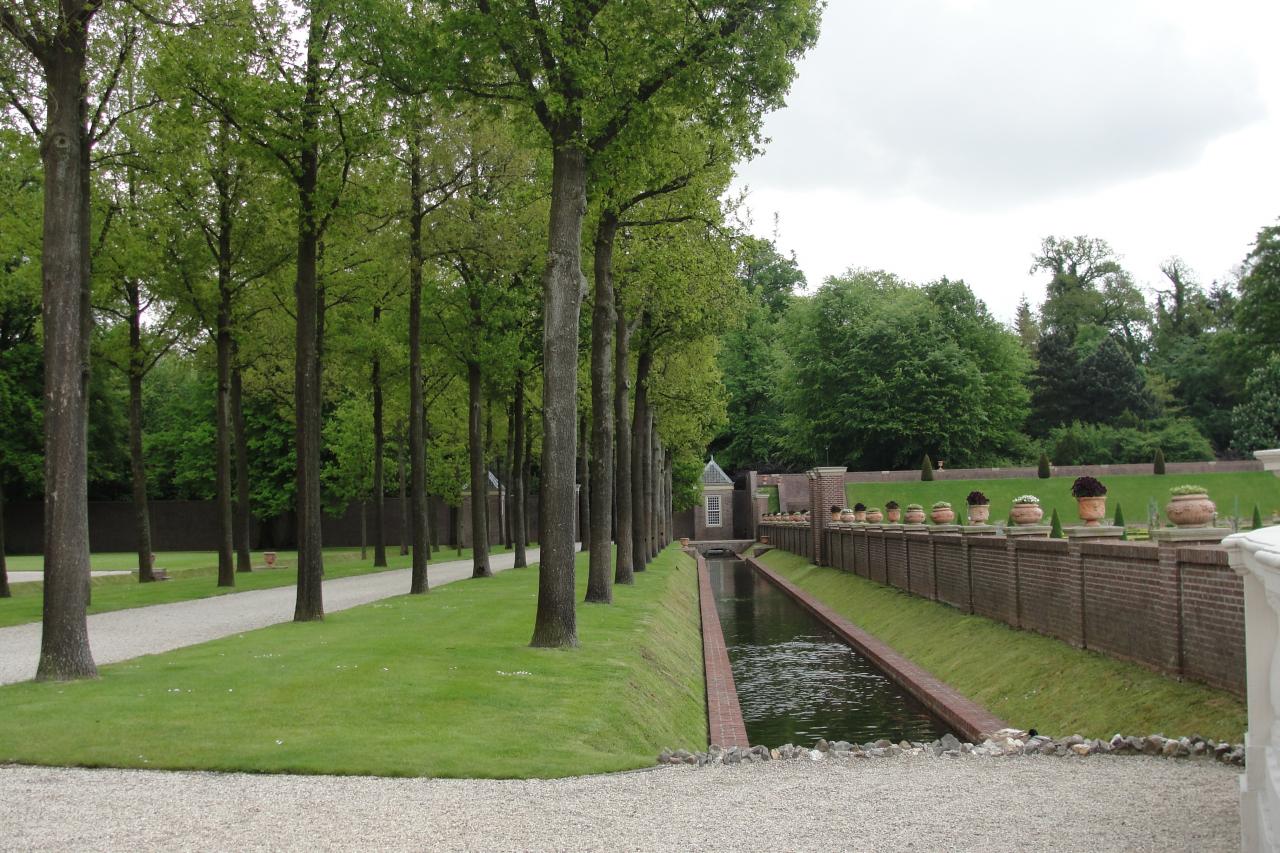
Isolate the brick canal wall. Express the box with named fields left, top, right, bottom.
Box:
left=761, top=523, right=1245, bottom=698
left=693, top=550, right=749, bottom=749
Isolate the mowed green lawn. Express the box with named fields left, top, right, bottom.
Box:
left=0, top=546, right=516, bottom=629
left=758, top=549, right=1247, bottom=742
left=0, top=547, right=706, bottom=778
left=844, top=471, right=1280, bottom=527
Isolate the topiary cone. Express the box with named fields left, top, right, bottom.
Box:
left=1254, top=504, right=1265, bottom=530
left=1114, top=503, right=1126, bottom=539
left=1153, top=448, right=1166, bottom=475
left=1038, top=452, right=1051, bottom=479
left=921, top=454, right=934, bottom=482
left=1049, top=508, right=1064, bottom=539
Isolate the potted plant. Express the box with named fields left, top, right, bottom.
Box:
left=930, top=501, right=955, bottom=524
left=1010, top=495, right=1043, bottom=525
left=904, top=503, right=926, bottom=524
left=885, top=500, right=901, bottom=523
left=839, top=507, right=856, bottom=523
left=965, top=490, right=991, bottom=524
left=1072, top=476, right=1108, bottom=527
left=866, top=506, right=884, bottom=523
left=830, top=504, right=843, bottom=523
left=853, top=502, right=867, bottom=522
left=1166, top=485, right=1216, bottom=528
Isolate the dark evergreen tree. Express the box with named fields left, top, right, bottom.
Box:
left=920, top=454, right=934, bottom=481
left=1153, top=447, right=1166, bottom=475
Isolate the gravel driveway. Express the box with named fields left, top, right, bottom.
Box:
left=0, top=755, right=1239, bottom=852
left=0, top=549, right=540, bottom=685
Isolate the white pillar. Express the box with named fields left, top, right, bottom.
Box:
left=1225, top=525, right=1280, bottom=852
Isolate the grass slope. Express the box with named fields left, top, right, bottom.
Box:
left=0, top=546, right=516, bottom=629
left=758, top=549, right=1246, bottom=741
left=0, top=547, right=705, bottom=778
left=845, top=471, right=1280, bottom=527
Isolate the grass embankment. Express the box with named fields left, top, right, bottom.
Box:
left=0, top=547, right=705, bottom=778
left=845, top=471, right=1280, bottom=527
left=0, top=546, right=517, bottom=629
left=758, top=549, right=1247, bottom=741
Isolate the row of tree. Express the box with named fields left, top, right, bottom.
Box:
left=0, top=0, right=823, bottom=677
left=713, top=226, right=1280, bottom=472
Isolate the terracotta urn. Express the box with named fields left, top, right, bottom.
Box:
left=866, top=509, right=884, bottom=523
left=886, top=508, right=901, bottom=523
left=759, top=535, right=770, bottom=545
left=830, top=509, right=842, bottom=523
left=1077, top=497, right=1107, bottom=527
left=679, top=537, right=690, bottom=547
left=930, top=506, right=956, bottom=524
left=839, top=509, right=856, bottom=523
left=1010, top=503, right=1043, bottom=525
left=264, top=551, right=278, bottom=568
left=1166, top=494, right=1216, bottom=528
left=967, top=504, right=991, bottom=524
left=904, top=508, right=926, bottom=524
left=855, top=510, right=867, bottom=522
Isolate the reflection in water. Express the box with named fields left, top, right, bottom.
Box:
left=710, top=559, right=951, bottom=746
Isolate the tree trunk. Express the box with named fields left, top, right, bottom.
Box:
left=502, top=403, right=514, bottom=549
left=231, top=356, right=253, bottom=572
left=523, top=412, right=534, bottom=551
left=398, top=437, right=409, bottom=556
left=213, top=275, right=234, bottom=588
left=585, top=213, right=617, bottom=603
left=371, top=305, right=387, bottom=567
left=453, top=504, right=463, bottom=556
left=613, top=297, right=634, bottom=585
left=646, top=408, right=657, bottom=559
left=0, top=481, right=10, bottom=598
left=631, top=339, right=652, bottom=573
left=407, top=146, right=430, bottom=593
left=530, top=141, right=587, bottom=648
left=468, top=360, right=492, bottom=578
left=292, top=12, right=326, bottom=622
left=512, top=374, right=527, bottom=568
left=126, top=280, right=156, bottom=585
left=577, top=411, right=590, bottom=552
left=37, top=37, right=98, bottom=680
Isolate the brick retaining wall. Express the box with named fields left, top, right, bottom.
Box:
left=759, top=522, right=1245, bottom=697
left=694, top=550, right=750, bottom=749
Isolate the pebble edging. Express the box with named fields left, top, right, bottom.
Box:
left=658, top=728, right=1246, bottom=767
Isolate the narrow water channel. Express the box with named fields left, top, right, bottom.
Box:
left=709, top=558, right=952, bottom=746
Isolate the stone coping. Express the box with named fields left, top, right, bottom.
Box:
left=1064, top=526, right=1125, bottom=540
left=1150, top=527, right=1230, bottom=545
left=746, top=554, right=1008, bottom=742
left=691, top=549, right=749, bottom=749
left=1005, top=525, right=1051, bottom=537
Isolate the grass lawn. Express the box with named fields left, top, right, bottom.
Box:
left=844, top=471, right=1280, bottom=528
left=0, top=545, right=519, bottom=629
left=758, top=549, right=1247, bottom=742
left=0, top=546, right=705, bottom=778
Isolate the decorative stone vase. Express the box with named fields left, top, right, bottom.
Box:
left=264, top=551, right=278, bottom=568
left=830, top=509, right=842, bottom=523
left=866, top=509, right=883, bottom=523
left=855, top=510, right=867, bottom=522
left=839, top=509, right=856, bottom=523
left=968, top=504, right=991, bottom=524
left=759, top=535, right=770, bottom=545
left=1166, top=493, right=1216, bottom=528
left=679, top=537, right=690, bottom=547
left=930, top=507, right=955, bottom=524
left=1077, top=496, right=1107, bottom=527
left=886, top=508, right=901, bottom=523
left=904, top=508, right=926, bottom=524
left=1010, top=503, right=1043, bottom=526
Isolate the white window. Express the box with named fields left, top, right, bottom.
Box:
left=705, top=494, right=722, bottom=527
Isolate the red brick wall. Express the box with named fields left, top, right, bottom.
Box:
left=868, top=529, right=888, bottom=584
left=969, top=537, right=1017, bottom=625
left=1080, top=542, right=1174, bottom=670
left=884, top=529, right=909, bottom=591
left=933, top=535, right=970, bottom=612
left=1013, top=539, right=1081, bottom=647
left=1179, top=547, right=1246, bottom=695
left=906, top=532, right=935, bottom=599
left=851, top=528, right=869, bottom=578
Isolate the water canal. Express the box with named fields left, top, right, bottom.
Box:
left=708, top=558, right=952, bottom=746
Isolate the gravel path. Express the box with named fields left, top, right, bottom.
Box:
left=0, top=549, right=541, bottom=685
left=7, top=571, right=132, bottom=584
left=0, top=755, right=1239, bottom=852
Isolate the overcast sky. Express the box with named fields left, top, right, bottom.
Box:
left=732, top=0, right=1280, bottom=321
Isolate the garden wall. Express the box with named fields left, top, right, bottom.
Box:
left=760, top=522, right=1245, bottom=697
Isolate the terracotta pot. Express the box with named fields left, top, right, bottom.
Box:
left=839, top=510, right=856, bottom=523
left=759, top=535, right=770, bottom=545
left=1077, top=496, right=1107, bottom=527
left=866, top=510, right=883, bottom=523
left=830, top=510, right=842, bottom=523
left=1010, top=503, right=1043, bottom=525
left=1166, top=494, right=1216, bottom=528
left=855, top=510, right=867, bottom=522
left=967, top=504, right=990, bottom=524
left=930, top=507, right=955, bottom=524
left=679, top=537, right=690, bottom=547
left=904, top=508, right=926, bottom=524
left=886, top=508, right=901, bottom=523
left=264, top=551, right=278, bottom=568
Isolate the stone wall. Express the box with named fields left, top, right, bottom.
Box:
left=762, top=522, right=1245, bottom=697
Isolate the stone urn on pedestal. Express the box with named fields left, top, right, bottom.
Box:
left=1166, top=486, right=1216, bottom=528
left=839, top=508, right=856, bottom=524
left=904, top=504, right=926, bottom=524
left=1072, top=476, right=1108, bottom=527
left=930, top=502, right=955, bottom=524
left=1010, top=496, right=1043, bottom=526
left=885, top=502, right=901, bottom=523
left=830, top=506, right=843, bottom=524
left=264, top=551, right=278, bottom=568
left=965, top=491, right=990, bottom=524
left=866, top=507, right=884, bottom=523
left=853, top=503, right=867, bottom=522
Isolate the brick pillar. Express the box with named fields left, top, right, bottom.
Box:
left=807, top=466, right=847, bottom=566
left=1152, top=527, right=1230, bottom=678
